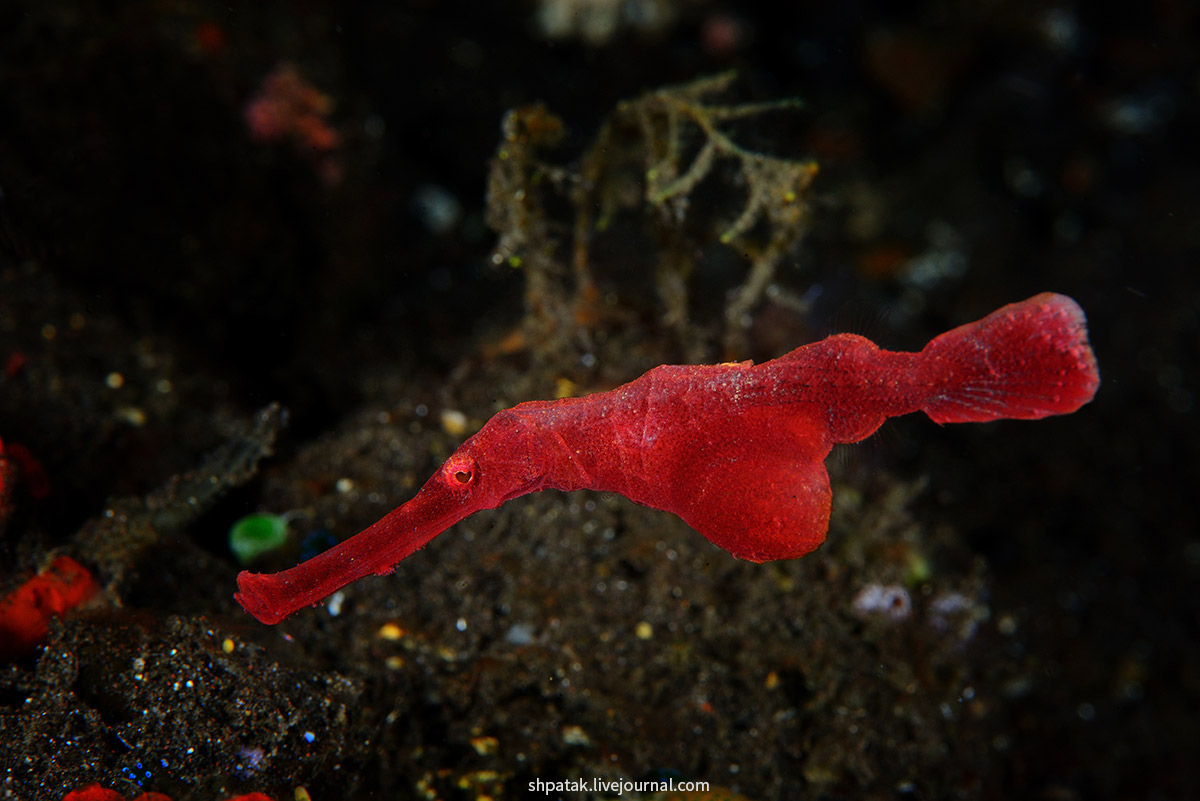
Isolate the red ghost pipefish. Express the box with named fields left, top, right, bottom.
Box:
left=237, top=293, right=1099, bottom=624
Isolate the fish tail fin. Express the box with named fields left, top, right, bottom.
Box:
left=920, top=293, right=1100, bottom=424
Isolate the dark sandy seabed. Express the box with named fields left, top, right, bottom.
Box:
left=0, top=2, right=1197, bottom=800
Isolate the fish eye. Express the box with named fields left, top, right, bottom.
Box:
left=445, top=457, right=477, bottom=487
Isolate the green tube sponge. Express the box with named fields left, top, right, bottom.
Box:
left=229, top=513, right=289, bottom=565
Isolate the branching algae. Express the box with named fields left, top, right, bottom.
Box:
left=486, top=72, right=818, bottom=361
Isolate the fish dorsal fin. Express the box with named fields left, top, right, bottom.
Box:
left=666, top=405, right=833, bottom=562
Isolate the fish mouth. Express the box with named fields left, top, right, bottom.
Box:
left=235, top=480, right=475, bottom=624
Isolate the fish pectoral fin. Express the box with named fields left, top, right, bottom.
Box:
left=669, top=408, right=832, bottom=562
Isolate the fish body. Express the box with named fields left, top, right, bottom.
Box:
left=236, top=293, right=1099, bottom=624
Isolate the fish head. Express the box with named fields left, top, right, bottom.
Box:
left=426, top=409, right=549, bottom=512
